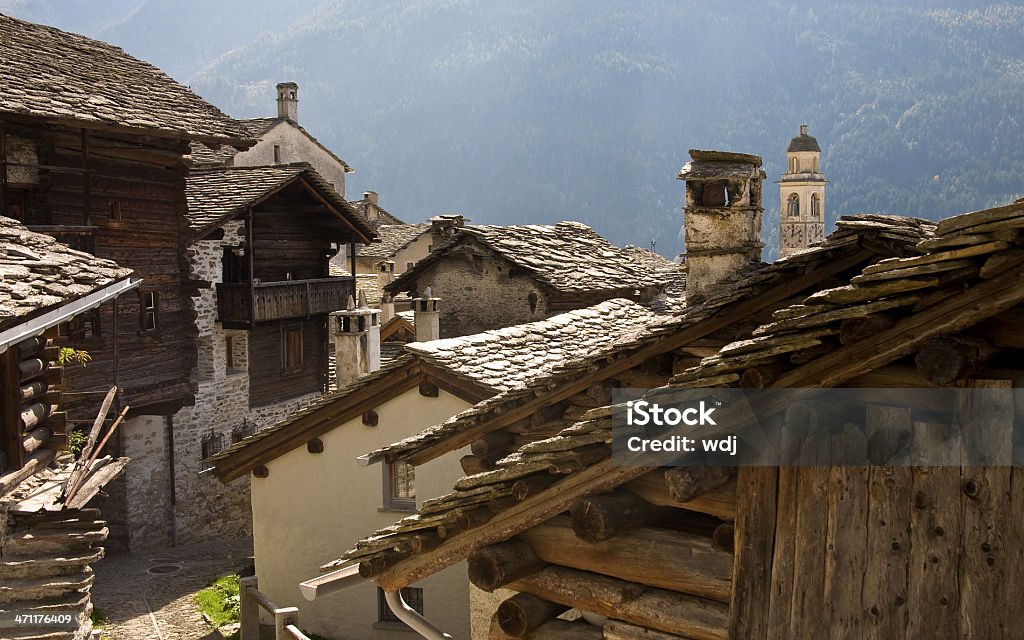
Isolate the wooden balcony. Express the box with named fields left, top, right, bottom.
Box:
left=216, top=277, right=354, bottom=327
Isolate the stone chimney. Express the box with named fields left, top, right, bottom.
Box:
left=331, top=291, right=380, bottom=388
left=380, top=292, right=395, bottom=324
left=413, top=287, right=441, bottom=342
left=677, top=149, right=765, bottom=299
left=276, top=82, right=299, bottom=122
left=364, top=191, right=378, bottom=206
left=376, top=260, right=395, bottom=296
left=429, top=214, right=466, bottom=249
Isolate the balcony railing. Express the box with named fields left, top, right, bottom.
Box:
left=216, top=277, right=354, bottom=327
left=27, top=225, right=97, bottom=255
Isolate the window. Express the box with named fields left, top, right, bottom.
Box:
left=528, top=292, right=538, bottom=314
left=273, top=145, right=282, bottom=164
left=787, top=193, right=800, bottom=217
left=282, top=324, right=303, bottom=373
left=811, top=193, right=821, bottom=218
left=406, top=262, right=415, bottom=271
left=788, top=157, right=797, bottom=173
left=225, top=336, right=236, bottom=371
left=200, top=432, right=224, bottom=461
left=384, top=461, right=416, bottom=511
left=140, top=291, right=158, bottom=331
left=222, top=247, right=246, bottom=284
left=59, top=309, right=101, bottom=340
left=231, top=418, right=255, bottom=444
left=378, top=587, right=423, bottom=626
left=107, top=201, right=123, bottom=222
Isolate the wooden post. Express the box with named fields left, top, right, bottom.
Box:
left=569, top=490, right=665, bottom=543
left=239, top=575, right=260, bottom=640
left=274, top=606, right=299, bottom=640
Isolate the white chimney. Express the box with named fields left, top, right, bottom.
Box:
left=276, top=82, right=299, bottom=122
left=380, top=292, right=395, bottom=324
left=677, top=149, right=765, bottom=300
left=413, top=287, right=441, bottom=342
left=331, top=291, right=380, bottom=388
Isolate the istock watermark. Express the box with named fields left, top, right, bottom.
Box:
left=611, top=387, right=1024, bottom=467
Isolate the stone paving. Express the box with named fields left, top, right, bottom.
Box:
left=92, top=538, right=253, bottom=640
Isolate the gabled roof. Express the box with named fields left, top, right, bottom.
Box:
left=324, top=203, right=1024, bottom=591
left=189, top=117, right=354, bottom=172
left=360, top=224, right=432, bottom=259
left=349, top=199, right=406, bottom=227
left=0, top=14, right=249, bottom=146
left=387, top=222, right=684, bottom=297
left=0, top=217, right=133, bottom=334
left=365, top=215, right=933, bottom=467
left=207, top=299, right=659, bottom=482
left=185, top=163, right=375, bottom=243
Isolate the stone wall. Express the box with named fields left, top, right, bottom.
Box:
left=118, top=220, right=330, bottom=548
left=231, top=122, right=347, bottom=197
left=410, top=254, right=550, bottom=338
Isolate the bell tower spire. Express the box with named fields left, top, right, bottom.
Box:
left=779, top=124, right=826, bottom=258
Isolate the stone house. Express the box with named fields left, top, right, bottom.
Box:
left=386, top=220, right=684, bottom=338
left=0, top=13, right=254, bottom=550
left=205, top=297, right=659, bottom=640
left=172, top=163, right=375, bottom=543
left=1, top=218, right=135, bottom=640
left=314, top=153, right=1024, bottom=640
left=190, top=82, right=354, bottom=197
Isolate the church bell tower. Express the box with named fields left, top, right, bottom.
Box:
left=779, top=125, right=826, bottom=258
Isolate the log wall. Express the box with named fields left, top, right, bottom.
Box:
left=248, top=318, right=328, bottom=408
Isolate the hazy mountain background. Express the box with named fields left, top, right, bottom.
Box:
left=4, top=0, right=1023, bottom=258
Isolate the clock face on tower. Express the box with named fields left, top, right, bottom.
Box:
left=782, top=223, right=805, bottom=248
left=809, top=223, right=824, bottom=244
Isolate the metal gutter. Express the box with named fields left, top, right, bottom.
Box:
left=0, top=277, right=140, bottom=354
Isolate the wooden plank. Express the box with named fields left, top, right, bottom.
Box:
left=374, top=458, right=654, bottom=591
left=775, top=266, right=1024, bottom=389
left=727, top=467, right=777, bottom=640
left=861, top=406, right=913, bottom=639
left=406, top=249, right=877, bottom=466
left=958, top=380, right=1014, bottom=639
left=764, top=467, right=799, bottom=637
left=1007, top=465, right=1024, bottom=634
left=905, top=466, right=962, bottom=639
left=822, top=465, right=870, bottom=638
left=785, top=467, right=831, bottom=638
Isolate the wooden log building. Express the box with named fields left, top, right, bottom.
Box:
left=313, top=155, right=1024, bottom=639
left=1, top=218, right=135, bottom=640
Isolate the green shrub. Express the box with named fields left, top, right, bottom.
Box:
left=194, top=574, right=241, bottom=630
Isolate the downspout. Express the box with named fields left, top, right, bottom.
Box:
left=167, top=414, right=176, bottom=546
left=384, top=590, right=453, bottom=640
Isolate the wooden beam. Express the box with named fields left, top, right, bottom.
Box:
left=517, top=516, right=732, bottom=603
left=374, top=458, right=653, bottom=591
left=468, top=540, right=546, bottom=592
left=569, top=490, right=667, bottom=543
left=405, top=249, right=876, bottom=466
left=625, top=472, right=737, bottom=521
left=727, top=467, right=777, bottom=639
left=774, top=266, right=1024, bottom=388
left=496, top=593, right=570, bottom=637
left=508, top=564, right=728, bottom=640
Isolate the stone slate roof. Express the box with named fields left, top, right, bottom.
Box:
left=327, top=209, right=1024, bottom=578
left=189, top=117, right=354, bottom=172
left=787, top=132, right=821, bottom=153
left=349, top=198, right=406, bottom=227
left=388, top=222, right=684, bottom=296
left=406, top=299, right=658, bottom=394
left=207, top=299, right=659, bottom=473
left=185, top=163, right=374, bottom=242
left=364, top=214, right=935, bottom=466
left=0, top=14, right=249, bottom=145
left=0, top=217, right=132, bottom=331
left=360, top=224, right=431, bottom=259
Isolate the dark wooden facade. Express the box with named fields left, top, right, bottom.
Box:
left=248, top=318, right=329, bottom=408
left=1, top=119, right=197, bottom=420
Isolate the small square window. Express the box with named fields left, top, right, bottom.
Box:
left=378, top=587, right=423, bottom=626
left=140, top=292, right=158, bottom=332
left=383, top=461, right=415, bottom=511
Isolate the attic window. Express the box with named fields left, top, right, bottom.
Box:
left=140, top=291, right=159, bottom=332
left=273, top=145, right=282, bottom=164
left=528, top=292, right=538, bottom=314
left=108, top=201, right=123, bottom=222
left=383, top=461, right=416, bottom=511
